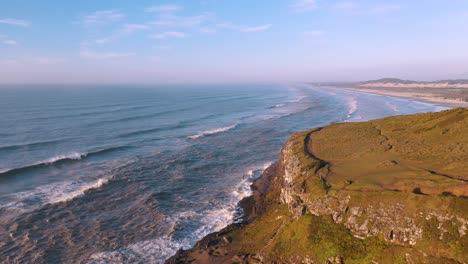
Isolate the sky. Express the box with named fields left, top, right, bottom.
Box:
left=1, top=0, right=468, bottom=84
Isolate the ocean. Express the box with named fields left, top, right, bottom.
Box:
left=0, top=84, right=447, bottom=263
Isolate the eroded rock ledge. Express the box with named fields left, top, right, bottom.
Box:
left=167, top=108, right=468, bottom=264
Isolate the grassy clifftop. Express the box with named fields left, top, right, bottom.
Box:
left=167, top=108, right=468, bottom=264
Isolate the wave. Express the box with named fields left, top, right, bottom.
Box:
left=49, top=177, right=110, bottom=204
left=288, top=95, right=307, bottom=103
left=385, top=101, right=399, bottom=112
left=0, top=138, right=69, bottom=152
left=88, top=235, right=190, bottom=264
left=0, top=146, right=130, bottom=178
left=118, top=124, right=186, bottom=138
left=0, top=177, right=111, bottom=212
left=87, top=161, right=274, bottom=264
left=268, top=103, right=285, bottom=109
left=99, top=106, right=199, bottom=125
left=346, top=97, right=358, bottom=119
left=188, top=124, right=238, bottom=139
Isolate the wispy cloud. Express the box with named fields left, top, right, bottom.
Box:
left=2, top=40, right=18, bottom=45
left=145, top=4, right=182, bottom=13
left=334, top=1, right=357, bottom=10
left=303, top=30, right=325, bottom=36
left=31, top=57, right=66, bottom=65
left=200, top=27, right=216, bottom=34
left=0, top=35, right=18, bottom=45
left=241, top=24, right=272, bottom=32
left=371, top=4, right=401, bottom=14
left=80, top=49, right=134, bottom=59
left=217, top=23, right=272, bottom=32
left=79, top=10, right=124, bottom=27
left=0, top=18, right=31, bottom=27
left=149, top=14, right=210, bottom=28
left=291, top=0, right=318, bottom=12
left=121, top=24, right=150, bottom=33
left=150, top=31, right=188, bottom=39
left=94, top=24, right=150, bottom=45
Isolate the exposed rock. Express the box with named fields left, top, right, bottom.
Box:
left=167, top=108, right=468, bottom=263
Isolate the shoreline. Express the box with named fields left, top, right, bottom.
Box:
left=166, top=163, right=279, bottom=263
left=165, top=88, right=464, bottom=263
left=166, top=108, right=468, bottom=263
left=337, top=87, right=468, bottom=108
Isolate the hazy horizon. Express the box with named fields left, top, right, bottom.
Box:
left=1, top=0, right=468, bottom=84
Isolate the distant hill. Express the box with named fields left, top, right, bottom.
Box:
left=362, top=78, right=468, bottom=85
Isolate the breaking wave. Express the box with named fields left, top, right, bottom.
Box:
left=346, top=96, right=358, bottom=119
left=188, top=124, right=238, bottom=139
left=0, top=146, right=130, bottom=178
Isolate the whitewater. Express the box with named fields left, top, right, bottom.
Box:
left=0, top=84, right=447, bottom=263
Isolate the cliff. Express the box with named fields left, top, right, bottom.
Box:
left=167, top=108, right=468, bottom=264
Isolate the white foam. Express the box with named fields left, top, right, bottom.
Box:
left=42, top=152, right=87, bottom=165
left=88, top=235, right=190, bottom=264
left=272, top=103, right=285, bottom=108
left=385, top=101, right=399, bottom=112
left=0, top=177, right=110, bottom=211
left=88, top=161, right=274, bottom=264
left=346, top=96, right=358, bottom=119
left=288, top=96, right=307, bottom=103
left=188, top=124, right=238, bottom=139
left=49, top=178, right=109, bottom=204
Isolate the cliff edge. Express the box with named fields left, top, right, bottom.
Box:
left=167, top=108, right=468, bottom=264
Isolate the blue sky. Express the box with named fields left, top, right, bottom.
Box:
left=1, top=0, right=468, bottom=84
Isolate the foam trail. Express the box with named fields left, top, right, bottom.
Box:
left=43, top=152, right=86, bottom=164
left=268, top=103, right=285, bottom=109
left=346, top=97, right=358, bottom=119
left=0, top=147, right=129, bottom=177
left=288, top=96, right=307, bottom=103
left=88, top=161, right=274, bottom=264
left=88, top=235, right=190, bottom=264
left=385, top=101, right=399, bottom=112
left=49, top=178, right=110, bottom=204
left=188, top=124, right=238, bottom=139
left=0, top=177, right=110, bottom=211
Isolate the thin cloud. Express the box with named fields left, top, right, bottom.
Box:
left=2, top=40, right=18, bottom=45
left=94, top=24, right=150, bottom=45
left=150, top=31, right=188, bottom=39
left=145, top=4, right=182, bottom=13
left=304, top=30, right=325, bottom=36
left=0, top=18, right=31, bottom=27
left=217, top=23, right=272, bottom=32
left=334, top=1, right=357, bottom=10
left=95, top=38, right=112, bottom=45
left=291, top=0, right=318, bottom=12
left=79, top=10, right=124, bottom=27
left=371, top=4, right=401, bottom=14
left=0, top=35, right=18, bottom=45
left=80, top=50, right=134, bottom=59
left=149, top=14, right=210, bottom=28
left=31, top=57, right=66, bottom=65
left=241, top=24, right=272, bottom=32
left=200, top=27, right=216, bottom=34
left=122, top=24, right=150, bottom=33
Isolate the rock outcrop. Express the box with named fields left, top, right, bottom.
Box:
left=167, top=108, right=468, bottom=264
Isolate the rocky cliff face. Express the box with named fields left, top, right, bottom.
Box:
left=167, top=108, right=468, bottom=264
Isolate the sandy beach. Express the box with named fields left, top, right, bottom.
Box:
left=342, top=87, right=468, bottom=108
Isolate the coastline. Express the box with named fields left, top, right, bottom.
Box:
left=166, top=163, right=279, bottom=263
left=165, top=87, right=461, bottom=263
left=166, top=108, right=468, bottom=263
left=337, top=87, right=468, bottom=108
